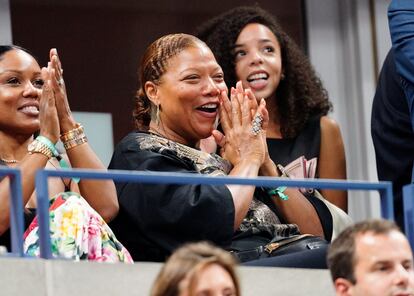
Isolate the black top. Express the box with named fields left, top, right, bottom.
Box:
left=371, top=49, right=414, bottom=230
left=267, top=116, right=321, bottom=169
left=0, top=209, right=36, bottom=252
left=109, top=132, right=332, bottom=262
left=108, top=132, right=235, bottom=262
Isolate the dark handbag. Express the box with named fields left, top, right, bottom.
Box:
left=230, top=234, right=328, bottom=263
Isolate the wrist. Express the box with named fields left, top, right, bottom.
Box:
left=260, top=158, right=279, bottom=177
left=28, top=137, right=55, bottom=159
left=60, top=123, right=88, bottom=150
left=236, top=158, right=262, bottom=170
left=39, top=131, right=59, bottom=144
left=60, top=117, right=77, bottom=134
left=29, top=136, right=72, bottom=170
left=268, top=186, right=289, bottom=201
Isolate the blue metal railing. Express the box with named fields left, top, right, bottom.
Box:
left=0, top=166, right=24, bottom=257
left=33, top=168, right=394, bottom=259
left=403, top=184, right=414, bottom=248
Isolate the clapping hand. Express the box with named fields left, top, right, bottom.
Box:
left=38, top=66, right=60, bottom=143
left=217, top=81, right=269, bottom=167
left=48, top=48, right=77, bottom=134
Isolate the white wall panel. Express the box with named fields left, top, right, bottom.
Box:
left=306, top=0, right=391, bottom=221
left=0, top=0, right=12, bottom=44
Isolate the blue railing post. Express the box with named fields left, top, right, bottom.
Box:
left=0, top=166, right=24, bottom=257
left=35, top=169, right=52, bottom=259
left=380, top=182, right=395, bottom=221
left=403, top=184, right=414, bottom=249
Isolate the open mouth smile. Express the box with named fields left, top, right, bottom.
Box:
left=196, top=103, right=218, bottom=113
left=18, top=104, right=39, bottom=116
left=247, top=72, right=269, bottom=82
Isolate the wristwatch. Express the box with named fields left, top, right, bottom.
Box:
left=27, top=139, right=53, bottom=159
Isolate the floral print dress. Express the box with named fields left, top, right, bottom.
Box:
left=23, top=192, right=133, bottom=263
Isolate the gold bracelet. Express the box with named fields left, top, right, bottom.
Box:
left=63, top=135, right=88, bottom=150
left=60, top=123, right=84, bottom=142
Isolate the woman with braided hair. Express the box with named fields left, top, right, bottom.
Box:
left=109, top=33, right=330, bottom=268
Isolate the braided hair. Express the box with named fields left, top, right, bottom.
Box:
left=133, top=34, right=202, bottom=130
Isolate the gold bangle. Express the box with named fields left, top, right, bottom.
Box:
left=60, top=123, right=84, bottom=142
left=63, top=135, right=88, bottom=150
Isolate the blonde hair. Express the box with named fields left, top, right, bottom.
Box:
left=151, top=242, right=240, bottom=296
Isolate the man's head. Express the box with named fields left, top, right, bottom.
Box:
left=327, top=219, right=414, bottom=296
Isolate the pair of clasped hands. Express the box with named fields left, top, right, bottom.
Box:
left=39, top=48, right=74, bottom=146
left=202, top=81, right=273, bottom=173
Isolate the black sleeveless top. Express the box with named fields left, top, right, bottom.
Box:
left=0, top=209, right=36, bottom=252
left=266, top=116, right=333, bottom=240
left=267, top=116, right=321, bottom=168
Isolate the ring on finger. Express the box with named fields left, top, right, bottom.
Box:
left=58, top=78, right=64, bottom=86
left=251, top=114, right=263, bottom=135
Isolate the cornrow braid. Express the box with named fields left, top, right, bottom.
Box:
left=133, top=34, right=201, bottom=130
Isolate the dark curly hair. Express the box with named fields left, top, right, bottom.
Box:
left=133, top=34, right=201, bottom=130
left=196, top=6, right=332, bottom=138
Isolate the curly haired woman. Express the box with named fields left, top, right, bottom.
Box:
left=196, top=6, right=347, bottom=211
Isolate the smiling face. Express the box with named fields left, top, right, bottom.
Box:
left=0, top=49, right=42, bottom=136
left=234, top=23, right=282, bottom=101
left=341, top=231, right=414, bottom=296
left=149, top=42, right=227, bottom=146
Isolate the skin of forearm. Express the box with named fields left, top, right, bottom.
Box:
left=272, top=189, right=324, bottom=237
left=227, top=158, right=261, bottom=230
left=259, top=157, right=278, bottom=177
left=260, top=157, right=325, bottom=237
left=65, top=143, right=118, bottom=222
left=321, top=189, right=347, bottom=213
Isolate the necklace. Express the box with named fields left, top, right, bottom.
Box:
left=0, top=158, right=19, bottom=164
